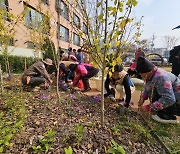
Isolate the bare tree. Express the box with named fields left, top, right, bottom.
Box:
left=162, top=35, right=179, bottom=50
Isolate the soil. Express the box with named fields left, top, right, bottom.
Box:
left=0, top=74, right=179, bottom=153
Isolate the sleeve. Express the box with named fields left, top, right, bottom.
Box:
left=35, top=62, right=51, bottom=82
left=150, top=76, right=176, bottom=111
left=123, top=75, right=131, bottom=103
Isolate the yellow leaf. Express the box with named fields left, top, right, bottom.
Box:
left=54, top=121, right=58, bottom=125
left=116, top=56, right=122, bottom=64
left=114, top=41, right=120, bottom=47
left=98, top=13, right=104, bottom=20
left=120, top=20, right=126, bottom=29
left=108, top=71, right=112, bottom=77
left=112, top=60, right=116, bottom=67
left=35, top=121, right=40, bottom=125
left=96, top=2, right=102, bottom=7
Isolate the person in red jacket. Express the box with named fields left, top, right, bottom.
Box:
left=69, top=63, right=99, bottom=92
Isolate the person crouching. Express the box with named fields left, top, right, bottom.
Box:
left=104, top=65, right=135, bottom=108
left=136, top=57, right=180, bottom=124
left=69, top=63, right=99, bottom=92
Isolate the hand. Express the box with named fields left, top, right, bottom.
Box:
left=68, top=81, right=73, bottom=88
left=49, top=79, right=53, bottom=84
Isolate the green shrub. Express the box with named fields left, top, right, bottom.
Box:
left=0, top=55, right=39, bottom=73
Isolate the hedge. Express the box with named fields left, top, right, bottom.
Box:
left=0, top=55, right=39, bottom=73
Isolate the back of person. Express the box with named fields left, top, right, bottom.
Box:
left=22, top=61, right=43, bottom=78
left=76, top=49, right=84, bottom=63
left=152, top=68, right=180, bottom=102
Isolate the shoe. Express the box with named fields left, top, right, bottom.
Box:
left=118, top=98, right=124, bottom=102
left=81, top=87, right=91, bottom=92
left=151, top=114, right=179, bottom=124
left=109, top=95, right=116, bottom=102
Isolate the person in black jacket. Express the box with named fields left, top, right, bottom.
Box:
left=169, top=45, right=180, bottom=77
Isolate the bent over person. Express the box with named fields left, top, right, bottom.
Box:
left=104, top=65, right=135, bottom=108
left=69, top=63, right=99, bottom=92
left=136, top=57, right=180, bottom=124
left=22, top=58, right=53, bottom=91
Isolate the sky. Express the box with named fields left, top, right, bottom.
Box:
left=132, top=0, right=180, bottom=48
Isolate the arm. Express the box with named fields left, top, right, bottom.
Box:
left=150, top=76, right=176, bottom=111
left=123, top=76, right=131, bottom=103
left=35, top=62, right=52, bottom=83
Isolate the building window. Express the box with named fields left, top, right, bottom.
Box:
left=0, top=0, right=9, bottom=20
left=24, top=5, right=50, bottom=34
left=83, top=23, right=88, bottom=34
left=73, top=33, right=80, bottom=46
left=41, top=0, right=49, bottom=5
left=73, top=13, right=80, bottom=29
left=57, top=0, right=69, bottom=20
left=59, top=25, right=69, bottom=42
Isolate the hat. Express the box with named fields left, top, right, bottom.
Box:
left=61, top=53, right=68, bottom=60
left=136, top=57, right=155, bottom=73
left=42, top=58, right=53, bottom=65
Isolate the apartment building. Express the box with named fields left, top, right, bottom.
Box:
left=0, top=0, right=88, bottom=57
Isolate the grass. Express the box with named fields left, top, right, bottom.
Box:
left=150, top=121, right=180, bottom=152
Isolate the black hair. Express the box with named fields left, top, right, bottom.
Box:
left=69, top=64, right=78, bottom=71
left=114, top=65, right=123, bottom=72
left=77, top=49, right=81, bottom=52
left=68, top=47, right=72, bottom=51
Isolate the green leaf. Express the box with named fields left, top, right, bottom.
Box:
left=117, top=146, right=126, bottom=154
left=132, top=0, right=138, bottom=6
left=64, top=146, right=73, bottom=154
left=0, top=146, right=4, bottom=153
left=107, top=148, right=116, bottom=153
left=111, top=139, right=118, bottom=147
left=96, top=2, right=102, bottom=7
left=98, top=13, right=104, bottom=20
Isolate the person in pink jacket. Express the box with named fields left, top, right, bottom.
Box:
left=69, top=63, right=99, bottom=92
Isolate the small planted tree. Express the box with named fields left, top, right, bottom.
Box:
left=0, top=0, right=24, bottom=76
left=76, top=0, right=141, bottom=126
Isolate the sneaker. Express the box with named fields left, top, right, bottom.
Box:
left=109, top=95, right=116, bottom=102
left=151, top=114, right=179, bottom=124
left=81, top=87, right=91, bottom=92
left=118, top=98, right=124, bottom=102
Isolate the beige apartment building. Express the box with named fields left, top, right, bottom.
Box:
left=0, top=0, right=88, bottom=57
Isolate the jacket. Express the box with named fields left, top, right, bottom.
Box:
left=73, top=64, right=93, bottom=85
left=22, top=61, right=51, bottom=82
left=141, top=68, right=180, bottom=111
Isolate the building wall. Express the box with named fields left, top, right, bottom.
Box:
left=3, top=0, right=87, bottom=57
